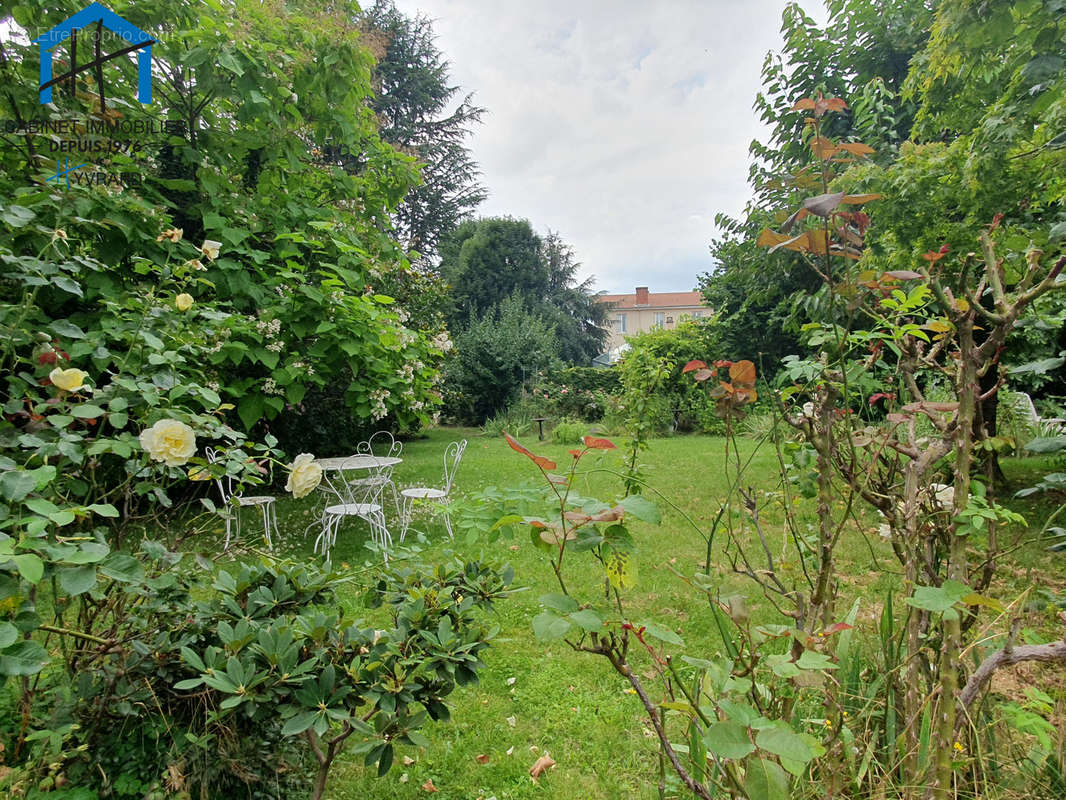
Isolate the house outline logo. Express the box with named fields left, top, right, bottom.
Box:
left=35, top=2, right=156, bottom=105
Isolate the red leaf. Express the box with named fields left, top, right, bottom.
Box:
left=582, top=435, right=617, bottom=450
left=692, top=368, right=714, bottom=382
left=713, top=360, right=732, bottom=368
left=681, top=360, right=707, bottom=374
left=38, top=351, right=58, bottom=365
left=822, top=622, right=853, bottom=636
left=568, top=449, right=582, bottom=458
left=503, top=432, right=557, bottom=471
left=989, top=213, right=1004, bottom=232
left=791, top=98, right=816, bottom=111
left=729, top=360, right=756, bottom=386
left=868, top=392, right=895, bottom=406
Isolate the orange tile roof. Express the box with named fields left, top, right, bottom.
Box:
left=597, top=290, right=704, bottom=310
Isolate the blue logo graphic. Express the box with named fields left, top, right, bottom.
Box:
left=48, top=158, right=89, bottom=189
left=35, top=2, right=155, bottom=105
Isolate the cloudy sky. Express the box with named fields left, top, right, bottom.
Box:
left=392, top=0, right=824, bottom=295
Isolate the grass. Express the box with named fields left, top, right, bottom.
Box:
left=220, top=428, right=1064, bottom=799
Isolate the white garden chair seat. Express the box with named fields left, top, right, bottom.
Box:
left=401, top=487, right=446, bottom=500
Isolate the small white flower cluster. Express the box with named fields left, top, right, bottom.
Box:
left=329, top=290, right=345, bottom=304
left=206, top=340, right=225, bottom=353
left=291, top=360, right=314, bottom=376
left=397, top=362, right=415, bottom=382
left=263, top=378, right=283, bottom=395
left=430, top=332, right=453, bottom=353
left=396, top=308, right=410, bottom=324
left=410, top=399, right=426, bottom=411
left=207, top=381, right=220, bottom=392
left=266, top=339, right=285, bottom=353
left=274, top=285, right=292, bottom=298
left=256, top=317, right=282, bottom=339
left=369, top=388, right=390, bottom=421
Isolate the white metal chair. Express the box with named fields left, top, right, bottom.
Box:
left=315, top=455, right=393, bottom=562
left=399, top=439, right=467, bottom=540
left=349, top=431, right=402, bottom=515
left=206, top=447, right=278, bottom=551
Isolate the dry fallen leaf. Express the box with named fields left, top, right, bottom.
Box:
left=506, top=746, right=515, bottom=756
left=402, top=755, right=416, bottom=766
left=399, top=773, right=409, bottom=784
left=529, top=754, right=556, bottom=782
left=476, top=754, right=490, bottom=765
left=506, top=715, right=516, bottom=727
left=506, top=676, right=517, bottom=686
left=422, top=778, right=439, bottom=792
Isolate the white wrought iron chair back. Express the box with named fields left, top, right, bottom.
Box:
left=357, top=430, right=403, bottom=459
left=442, top=439, right=467, bottom=493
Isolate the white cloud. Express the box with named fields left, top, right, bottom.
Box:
left=392, top=0, right=819, bottom=293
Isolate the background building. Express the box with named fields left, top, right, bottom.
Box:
left=595, top=286, right=708, bottom=362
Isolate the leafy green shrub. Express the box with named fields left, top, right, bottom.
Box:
left=442, top=296, right=560, bottom=424
left=550, top=419, right=588, bottom=444
left=4, top=550, right=511, bottom=800
left=616, top=321, right=722, bottom=434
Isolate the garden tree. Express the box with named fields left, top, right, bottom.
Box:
left=439, top=217, right=608, bottom=361
left=440, top=217, right=547, bottom=322
left=442, top=294, right=560, bottom=424
left=539, top=230, right=612, bottom=364
left=360, top=0, right=487, bottom=260
left=0, top=0, right=449, bottom=450
left=701, top=0, right=936, bottom=378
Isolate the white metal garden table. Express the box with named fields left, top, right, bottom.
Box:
left=311, top=455, right=403, bottom=559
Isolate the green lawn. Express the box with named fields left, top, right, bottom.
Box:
left=244, top=427, right=1061, bottom=799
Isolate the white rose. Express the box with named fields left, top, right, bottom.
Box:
left=285, top=453, right=323, bottom=499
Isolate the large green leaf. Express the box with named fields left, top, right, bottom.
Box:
left=58, top=565, right=97, bottom=596
left=0, top=640, right=50, bottom=677
left=539, top=593, right=578, bottom=613
left=0, top=622, right=18, bottom=649
left=532, top=611, right=571, bottom=641
left=703, top=721, right=755, bottom=760
left=905, top=580, right=970, bottom=613
left=755, top=724, right=816, bottom=764
left=620, top=494, right=661, bottom=524
left=743, top=756, right=789, bottom=800
left=637, top=620, right=683, bottom=646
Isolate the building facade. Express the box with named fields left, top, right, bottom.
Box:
left=595, top=286, right=708, bottom=359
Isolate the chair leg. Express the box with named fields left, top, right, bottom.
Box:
left=370, top=510, right=391, bottom=563
left=442, top=501, right=454, bottom=539
left=260, top=503, right=274, bottom=549
left=223, top=514, right=232, bottom=552
left=399, top=495, right=414, bottom=542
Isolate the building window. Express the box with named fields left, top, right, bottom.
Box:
left=653, top=312, right=665, bottom=328
left=692, top=310, right=703, bottom=318
left=614, top=313, right=627, bottom=333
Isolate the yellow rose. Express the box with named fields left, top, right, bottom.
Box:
left=285, top=453, right=323, bottom=499
left=201, top=240, right=221, bottom=261
left=175, top=293, right=194, bottom=312
left=140, top=419, right=197, bottom=467
left=50, top=367, right=88, bottom=392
